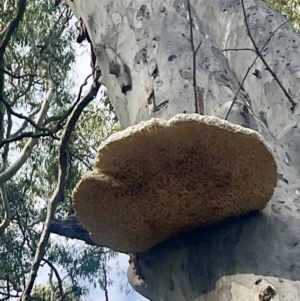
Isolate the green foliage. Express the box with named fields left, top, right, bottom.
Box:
left=266, top=0, right=300, bottom=31
left=0, top=0, right=119, bottom=300
left=2, top=0, right=76, bottom=112
left=30, top=283, right=85, bottom=301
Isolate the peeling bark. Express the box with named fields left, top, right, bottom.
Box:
left=65, top=0, right=300, bottom=300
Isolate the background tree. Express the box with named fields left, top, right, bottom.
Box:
left=0, top=0, right=118, bottom=300
left=267, top=0, right=300, bottom=30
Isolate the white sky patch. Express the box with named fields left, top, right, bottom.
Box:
left=36, top=236, right=145, bottom=301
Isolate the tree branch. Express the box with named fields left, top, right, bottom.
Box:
left=0, top=273, right=22, bottom=293
left=0, top=130, right=59, bottom=148
left=1, top=105, right=12, bottom=166
left=69, top=150, right=93, bottom=171
left=48, top=269, right=55, bottom=301
left=241, top=0, right=297, bottom=111
left=0, top=184, right=11, bottom=234
left=0, top=275, right=15, bottom=301
left=56, top=74, right=93, bottom=129
left=0, top=97, right=55, bottom=135
left=226, top=18, right=293, bottom=120
left=21, top=81, right=101, bottom=301
left=43, top=259, right=64, bottom=300
left=49, top=214, right=98, bottom=246
left=187, top=0, right=202, bottom=114
left=0, top=107, right=12, bottom=232
left=0, top=0, right=27, bottom=54
left=0, top=68, right=36, bottom=79
left=9, top=110, right=40, bottom=138
left=99, top=259, right=109, bottom=301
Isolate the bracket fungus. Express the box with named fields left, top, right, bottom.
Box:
left=72, top=114, right=277, bottom=253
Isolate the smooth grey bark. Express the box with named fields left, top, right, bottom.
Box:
left=65, top=0, right=300, bottom=299
left=49, top=215, right=98, bottom=246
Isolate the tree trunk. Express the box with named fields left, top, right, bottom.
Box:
left=65, top=0, right=300, bottom=299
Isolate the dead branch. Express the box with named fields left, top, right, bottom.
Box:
left=225, top=18, right=292, bottom=120
left=222, top=47, right=256, bottom=53
left=187, top=0, right=203, bottom=114
left=241, top=0, right=296, bottom=111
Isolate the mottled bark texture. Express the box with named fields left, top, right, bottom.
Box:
left=66, top=0, right=300, bottom=299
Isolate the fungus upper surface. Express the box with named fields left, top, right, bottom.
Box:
left=73, top=114, right=277, bottom=253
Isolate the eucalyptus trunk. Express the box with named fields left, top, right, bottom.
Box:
left=65, top=0, right=300, bottom=299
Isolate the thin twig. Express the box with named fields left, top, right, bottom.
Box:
left=43, top=260, right=64, bottom=300
left=241, top=0, right=296, bottom=111
left=0, top=68, right=36, bottom=79
left=0, top=131, right=59, bottom=148
left=0, top=97, right=55, bottom=134
left=48, top=269, right=55, bottom=301
left=226, top=18, right=293, bottom=120
left=195, top=41, right=202, bottom=55
left=222, top=47, right=256, bottom=53
left=99, top=258, right=109, bottom=301
left=10, top=110, right=40, bottom=138
left=187, top=0, right=202, bottom=114
left=69, top=150, right=93, bottom=171
left=225, top=58, right=259, bottom=120
left=57, top=74, right=93, bottom=129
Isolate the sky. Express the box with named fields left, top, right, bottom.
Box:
left=36, top=251, right=142, bottom=301
left=34, top=39, right=146, bottom=301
